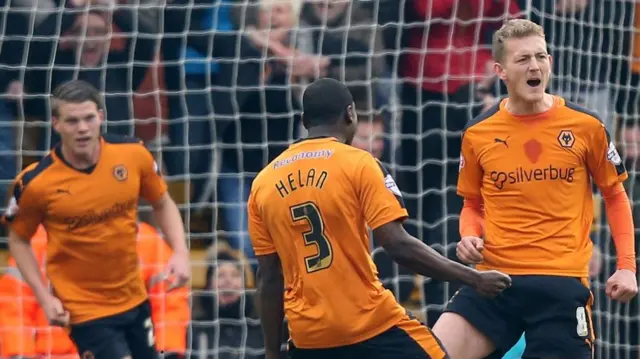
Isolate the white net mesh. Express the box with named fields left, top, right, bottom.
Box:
left=0, top=0, right=639, bottom=358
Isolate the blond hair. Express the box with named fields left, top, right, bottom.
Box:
left=492, top=19, right=546, bottom=63
left=260, top=0, right=302, bottom=23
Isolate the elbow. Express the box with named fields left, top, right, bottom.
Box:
left=151, top=193, right=172, bottom=211
left=7, top=231, right=28, bottom=249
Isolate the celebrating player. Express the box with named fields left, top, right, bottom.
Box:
left=432, top=19, right=638, bottom=359
left=247, top=78, right=512, bottom=359
left=1, top=80, right=190, bottom=359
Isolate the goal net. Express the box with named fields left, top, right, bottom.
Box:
left=0, top=0, right=639, bottom=358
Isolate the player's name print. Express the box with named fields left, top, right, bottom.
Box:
left=275, top=168, right=328, bottom=198
left=273, top=149, right=334, bottom=169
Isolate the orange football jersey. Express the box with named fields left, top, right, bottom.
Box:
left=3, top=135, right=168, bottom=324
left=248, top=137, right=410, bottom=349
left=458, top=96, right=628, bottom=277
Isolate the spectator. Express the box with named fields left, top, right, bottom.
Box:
left=21, top=0, right=157, bottom=137
left=0, top=0, right=27, bottom=205
left=398, top=0, right=521, bottom=327
left=298, top=0, right=388, bottom=106
left=190, top=243, right=265, bottom=359
left=161, top=0, right=264, bottom=210
left=218, top=0, right=304, bottom=266
left=0, top=86, right=19, bottom=206
left=163, top=0, right=234, bottom=206
left=350, top=104, right=385, bottom=159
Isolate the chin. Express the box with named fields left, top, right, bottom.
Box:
left=520, top=90, right=545, bottom=103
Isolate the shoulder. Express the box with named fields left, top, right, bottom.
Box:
left=14, top=154, right=56, bottom=199
left=464, top=101, right=502, bottom=133
left=102, top=133, right=144, bottom=146
left=103, top=134, right=153, bottom=156
left=103, top=134, right=149, bottom=155
left=103, top=134, right=158, bottom=167
left=562, top=100, right=606, bottom=129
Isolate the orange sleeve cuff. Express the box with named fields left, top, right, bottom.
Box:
left=460, top=197, right=484, bottom=237
left=602, top=183, right=637, bottom=272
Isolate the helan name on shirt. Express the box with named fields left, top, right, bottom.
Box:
left=275, top=168, right=328, bottom=198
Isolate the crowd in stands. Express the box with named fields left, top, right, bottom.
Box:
left=1, top=0, right=640, bottom=357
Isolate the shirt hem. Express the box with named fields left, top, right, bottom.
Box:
left=69, top=295, right=148, bottom=325
left=291, top=319, right=400, bottom=349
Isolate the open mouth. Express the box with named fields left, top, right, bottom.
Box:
left=77, top=137, right=91, bottom=144
left=527, top=79, right=542, bottom=87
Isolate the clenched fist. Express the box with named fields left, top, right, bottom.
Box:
left=473, top=270, right=512, bottom=298
left=606, top=269, right=638, bottom=303
left=457, top=236, right=484, bottom=264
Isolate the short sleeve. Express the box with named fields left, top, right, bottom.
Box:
left=247, top=190, right=276, bottom=256
left=2, top=177, right=45, bottom=240
left=586, top=122, right=628, bottom=189
left=138, top=145, right=168, bottom=202
left=355, top=153, right=408, bottom=230
left=457, top=133, right=483, bottom=198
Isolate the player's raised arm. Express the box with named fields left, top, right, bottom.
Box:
left=586, top=121, right=638, bottom=302
left=355, top=154, right=510, bottom=297
left=456, top=131, right=487, bottom=265
left=247, top=190, right=284, bottom=359
left=138, top=145, right=190, bottom=290
left=2, top=175, right=69, bottom=327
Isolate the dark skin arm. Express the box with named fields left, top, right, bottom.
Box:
left=256, top=253, right=285, bottom=359
left=374, top=220, right=510, bottom=296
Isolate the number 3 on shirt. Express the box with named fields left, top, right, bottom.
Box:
left=290, top=202, right=333, bottom=273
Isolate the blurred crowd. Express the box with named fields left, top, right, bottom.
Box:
left=1, top=0, right=640, bottom=357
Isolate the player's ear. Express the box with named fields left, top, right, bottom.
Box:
left=346, top=103, right=357, bottom=125
left=301, top=112, right=310, bottom=129
left=52, top=117, right=61, bottom=133
left=97, top=109, right=105, bottom=124
left=494, top=61, right=507, bottom=81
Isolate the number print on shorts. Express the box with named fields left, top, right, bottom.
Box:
left=144, top=317, right=156, bottom=347
left=576, top=306, right=589, bottom=337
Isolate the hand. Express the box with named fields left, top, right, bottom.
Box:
left=606, top=269, right=638, bottom=303
left=287, top=54, right=329, bottom=78
left=473, top=270, right=512, bottom=298
left=43, top=295, right=70, bottom=327
left=589, top=246, right=602, bottom=278
left=456, top=236, right=484, bottom=264
left=166, top=250, right=191, bottom=291
left=4, top=80, right=23, bottom=101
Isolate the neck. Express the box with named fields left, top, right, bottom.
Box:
left=506, top=93, right=554, bottom=115
left=60, top=140, right=101, bottom=169
left=306, top=126, right=346, bottom=143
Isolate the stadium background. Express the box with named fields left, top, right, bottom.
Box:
left=0, top=0, right=639, bottom=357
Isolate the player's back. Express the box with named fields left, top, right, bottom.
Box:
left=249, top=137, right=408, bottom=348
